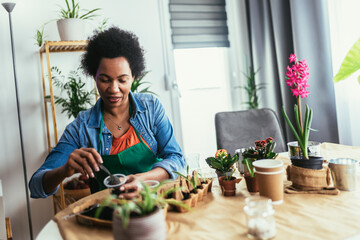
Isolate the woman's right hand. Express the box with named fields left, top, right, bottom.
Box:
left=62, top=148, right=103, bottom=179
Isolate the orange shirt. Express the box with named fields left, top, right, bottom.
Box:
left=110, top=125, right=151, bottom=154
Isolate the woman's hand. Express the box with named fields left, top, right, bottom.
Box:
left=62, top=148, right=103, bottom=179
left=118, top=175, right=141, bottom=199
left=116, top=168, right=170, bottom=199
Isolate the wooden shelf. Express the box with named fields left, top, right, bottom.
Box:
left=5, top=217, right=12, bottom=240
left=40, top=41, right=88, bottom=53
left=39, top=40, right=89, bottom=214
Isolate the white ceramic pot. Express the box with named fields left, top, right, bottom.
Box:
left=112, top=208, right=166, bottom=240
left=56, top=18, right=86, bottom=41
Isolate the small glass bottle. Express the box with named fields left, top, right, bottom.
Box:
left=235, top=148, right=247, bottom=174
left=244, top=196, right=276, bottom=239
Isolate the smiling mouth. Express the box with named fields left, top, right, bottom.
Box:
left=108, top=96, right=122, bottom=103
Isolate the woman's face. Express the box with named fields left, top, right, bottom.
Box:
left=95, top=57, right=134, bottom=110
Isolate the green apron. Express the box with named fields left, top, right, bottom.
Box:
left=91, top=112, right=161, bottom=192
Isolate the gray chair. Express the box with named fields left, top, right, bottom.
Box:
left=215, top=108, right=286, bottom=156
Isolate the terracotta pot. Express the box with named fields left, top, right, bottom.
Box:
left=244, top=172, right=259, bottom=193
left=218, top=176, right=241, bottom=196
left=112, top=208, right=166, bottom=240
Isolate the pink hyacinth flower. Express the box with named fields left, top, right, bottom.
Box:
left=285, top=54, right=310, bottom=98
left=289, top=54, right=297, bottom=63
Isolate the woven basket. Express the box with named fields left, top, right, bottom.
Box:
left=286, top=165, right=331, bottom=190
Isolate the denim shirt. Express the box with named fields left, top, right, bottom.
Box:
left=29, top=92, right=185, bottom=198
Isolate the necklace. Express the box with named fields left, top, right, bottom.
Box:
left=104, top=114, right=122, bottom=130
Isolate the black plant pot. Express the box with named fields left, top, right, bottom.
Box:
left=290, top=156, right=324, bottom=170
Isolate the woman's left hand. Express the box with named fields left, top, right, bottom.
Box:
left=118, top=174, right=141, bottom=199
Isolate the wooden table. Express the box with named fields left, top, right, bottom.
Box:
left=38, top=143, right=360, bottom=240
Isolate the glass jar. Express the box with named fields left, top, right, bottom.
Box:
left=235, top=148, right=247, bottom=174
left=244, top=196, right=276, bottom=239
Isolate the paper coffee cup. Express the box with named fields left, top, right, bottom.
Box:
left=253, top=160, right=284, bottom=204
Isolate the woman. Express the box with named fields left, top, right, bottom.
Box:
left=29, top=27, right=185, bottom=199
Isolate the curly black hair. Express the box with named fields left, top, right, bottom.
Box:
left=81, top=27, right=146, bottom=79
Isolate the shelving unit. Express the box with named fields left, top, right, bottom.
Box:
left=39, top=41, right=88, bottom=213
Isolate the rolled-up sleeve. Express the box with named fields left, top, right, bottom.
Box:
left=153, top=154, right=185, bottom=179
left=29, top=120, right=80, bottom=198
left=29, top=170, right=59, bottom=198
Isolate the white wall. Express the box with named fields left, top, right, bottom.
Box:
left=0, top=0, right=172, bottom=239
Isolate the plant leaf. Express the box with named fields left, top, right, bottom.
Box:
left=282, top=106, right=304, bottom=150
left=334, top=38, right=360, bottom=83
left=294, top=104, right=303, bottom=140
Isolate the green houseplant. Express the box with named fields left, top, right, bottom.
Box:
left=34, top=24, right=47, bottom=47
left=242, top=138, right=278, bottom=193
left=97, top=18, right=109, bottom=33
left=240, top=66, right=264, bottom=109
left=172, top=165, right=213, bottom=207
left=205, top=149, right=239, bottom=178
left=131, top=71, right=157, bottom=95
left=51, top=66, right=94, bottom=119
left=334, top=38, right=360, bottom=84
left=56, top=0, right=101, bottom=41
left=58, top=0, right=100, bottom=19
left=173, top=165, right=201, bottom=193
left=242, top=138, right=278, bottom=178
left=95, top=181, right=189, bottom=240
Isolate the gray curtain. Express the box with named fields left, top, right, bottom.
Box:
left=245, top=0, right=339, bottom=143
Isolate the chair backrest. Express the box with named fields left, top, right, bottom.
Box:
left=215, top=108, right=286, bottom=156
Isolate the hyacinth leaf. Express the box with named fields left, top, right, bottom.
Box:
left=309, top=127, right=318, bottom=132
left=281, top=106, right=304, bottom=151
left=304, top=105, right=313, bottom=147
left=334, top=38, right=360, bottom=83
left=302, top=106, right=310, bottom=158
left=294, top=104, right=303, bottom=140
